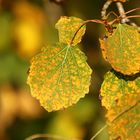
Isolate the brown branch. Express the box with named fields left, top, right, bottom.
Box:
left=124, top=7, right=140, bottom=15
left=70, top=19, right=104, bottom=46
left=109, top=14, right=140, bottom=27
left=116, top=2, right=140, bottom=30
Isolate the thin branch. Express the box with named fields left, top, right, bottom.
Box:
left=101, top=0, right=113, bottom=19
left=70, top=19, right=104, bottom=45
left=25, top=133, right=81, bottom=140
left=116, top=2, right=129, bottom=23
left=90, top=125, right=107, bottom=140
left=109, top=14, right=140, bottom=28
left=116, top=2, right=140, bottom=30
left=124, top=7, right=140, bottom=15
left=125, top=15, right=140, bottom=19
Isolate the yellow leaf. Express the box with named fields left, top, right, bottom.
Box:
left=100, top=71, right=140, bottom=139
left=55, top=16, right=86, bottom=46
left=27, top=43, right=92, bottom=112
left=100, top=24, right=140, bottom=75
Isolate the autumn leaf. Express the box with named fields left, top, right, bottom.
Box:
left=27, top=43, right=92, bottom=112
left=100, top=70, right=140, bottom=139
left=100, top=24, right=140, bottom=75
left=55, top=16, right=86, bottom=46
left=107, top=94, right=140, bottom=140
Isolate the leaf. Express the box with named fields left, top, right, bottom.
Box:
left=100, top=70, right=140, bottom=139
left=55, top=16, right=86, bottom=46
left=100, top=24, right=140, bottom=75
left=107, top=95, right=140, bottom=140
left=27, top=43, right=92, bottom=112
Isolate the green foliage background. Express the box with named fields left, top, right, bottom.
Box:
left=0, top=0, right=140, bottom=140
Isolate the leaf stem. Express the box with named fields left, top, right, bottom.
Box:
left=70, top=6, right=140, bottom=45
left=70, top=19, right=104, bottom=46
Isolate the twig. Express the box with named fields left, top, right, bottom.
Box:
left=90, top=125, right=107, bottom=140
left=125, top=15, right=140, bottom=19
left=70, top=19, right=104, bottom=45
left=25, top=133, right=81, bottom=140
left=110, top=14, right=140, bottom=26
left=116, top=2, right=129, bottom=23
left=101, top=0, right=113, bottom=19
left=124, top=7, right=140, bottom=15
left=116, top=2, right=140, bottom=31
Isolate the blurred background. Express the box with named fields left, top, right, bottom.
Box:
left=0, top=0, right=140, bottom=140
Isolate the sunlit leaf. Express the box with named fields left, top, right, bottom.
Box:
left=27, top=43, right=92, bottom=112
left=100, top=71, right=140, bottom=139
left=55, top=16, right=86, bottom=46
left=107, top=95, right=140, bottom=140
left=100, top=24, right=140, bottom=75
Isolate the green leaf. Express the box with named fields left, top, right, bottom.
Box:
left=100, top=24, right=140, bottom=75
left=100, top=70, right=140, bottom=139
left=55, top=16, right=86, bottom=46
left=27, top=43, right=92, bottom=112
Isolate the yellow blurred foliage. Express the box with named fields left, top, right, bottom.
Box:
left=12, top=1, right=46, bottom=58
left=0, top=85, right=43, bottom=139
left=13, top=21, right=42, bottom=58
left=46, top=113, right=85, bottom=139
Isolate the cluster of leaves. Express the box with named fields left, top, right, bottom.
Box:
left=27, top=2, right=140, bottom=140
left=99, top=23, right=140, bottom=139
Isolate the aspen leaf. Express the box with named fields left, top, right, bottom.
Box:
left=55, top=16, right=86, bottom=46
left=107, top=95, right=140, bottom=140
left=100, top=71, right=140, bottom=139
left=100, top=24, right=140, bottom=75
left=27, top=43, right=92, bottom=112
